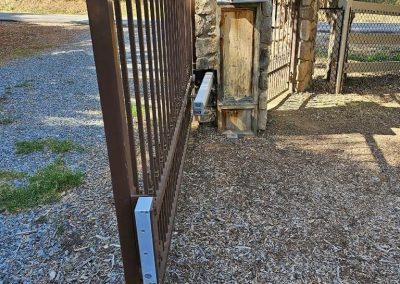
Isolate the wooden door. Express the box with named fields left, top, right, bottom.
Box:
left=221, top=9, right=255, bottom=99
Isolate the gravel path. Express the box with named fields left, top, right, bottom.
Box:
left=0, top=28, right=126, bottom=283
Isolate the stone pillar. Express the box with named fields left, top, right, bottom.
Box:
left=258, top=0, right=273, bottom=130
left=295, top=0, right=318, bottom=92
left=195, top=0, right=217, bottom=70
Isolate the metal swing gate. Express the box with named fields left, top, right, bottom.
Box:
left=267, top=0, right=298, bottom=101
left=86, top=0, right=194, bottom=282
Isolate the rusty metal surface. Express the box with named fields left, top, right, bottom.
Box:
left=86, top=0, right=194, bottom=282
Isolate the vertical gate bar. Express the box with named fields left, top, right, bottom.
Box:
left=159, top=0, right=172, bottom=148
left=126, top=0, right=150, bottom=195
left=191, top=0, right=196, bottom=67
left=175, top=0, right=180, bottom=114
left=168, top=0, right=176, bottom=121
left=86, top=0, right=141, bottom=282
left=149, top=0, right=166, bottom=170
left=272, top=0, right=277, bottom=58
left=178, top=0, right=184, bottom=108
left=157, top=0, right=171, bottom=246
left=336, top=0, right=352, bottom=93
left=173, top=0, right=179, bottom=118
left=290, top=0, right=300, bottom=92
left=279, top=0, right=283, bottom=58
left=164, top=0, right=174, bottom=139
left=114, top=0, right=140, bottom=191
left=142, top=0, right=162, bottom=184
left=159, top=0, right=171, bottom=247
left=173, top=0, right=178, bottom=121
left=135, top=0, right=158, bottom=193
left=165, top=0, right=175, bottom=128
left=154, top=0, right=169, bottom=164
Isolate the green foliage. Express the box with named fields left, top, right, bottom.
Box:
left=131, top=102, right=143, bottom=118
left=349, top=52, right=400, bottom=62
left=361, top=0, right=400, bottom=5
left=0, top=159, right=84, bottom=212
left=0, top=170, right=26, bottom=181
left=16, top=138, right=84, bottom=154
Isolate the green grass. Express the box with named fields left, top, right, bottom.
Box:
left=348, top=52, right=400, bottom=62
left=131, top=102, right=147, bottom=118
left=16, top=139, right=84, bottom=154
left=0, top=170, right=26, bottom=181
left=0, top=159, right=84, bottom=212
left=0, top=117, right=14, bottom=125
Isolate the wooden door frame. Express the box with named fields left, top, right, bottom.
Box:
left=216, top=4, right=261, bottom=134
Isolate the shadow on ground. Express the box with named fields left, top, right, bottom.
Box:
left=166, top=89, right=400, bottom=283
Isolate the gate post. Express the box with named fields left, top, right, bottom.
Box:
left=325, top=7, right=344, bottom=93
left=86, top=0, right=141, bottom=283
left=335, top=0, right=352, bottom=93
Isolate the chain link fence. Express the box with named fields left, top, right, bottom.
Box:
left=345, top=11, right=400, bottom=74
left=313, top=8, right=344, bottom=92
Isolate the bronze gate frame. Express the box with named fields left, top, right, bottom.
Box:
left=86, top=0, right=194, bottom=282
left=267, top=0, right=299, bottom=101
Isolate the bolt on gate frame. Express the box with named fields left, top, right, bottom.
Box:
left=86, top=0, right=194, bottom=282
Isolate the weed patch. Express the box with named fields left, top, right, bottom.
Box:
left=15, top=80, right=34, bottom=90
left=16, top=139, right=84, bottom=154
left=131, top=101, right=147, bottom=118
left=0, top=117, right=14, bottom=125
left=349, top=52, right=400, bottom=62
left=4, top=86, right=12, bottom=96
left=0, top=159, right=84, bottom=212
left=0, top=170, right=26, bottom=182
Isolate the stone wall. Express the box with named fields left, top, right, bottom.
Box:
left=258, top=1, right=273, bottom=130
left=295, top=0, right=319, bottom=91
left=195, top=0, right=218, bottom=70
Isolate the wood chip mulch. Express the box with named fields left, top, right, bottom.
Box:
left=166, top=89, right=400, bottom=283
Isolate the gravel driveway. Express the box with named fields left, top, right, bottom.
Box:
left=1, top=23, right=400, bottom=284
left=0, top=27, right=126, bottom=283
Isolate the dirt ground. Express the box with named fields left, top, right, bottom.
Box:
left=166, top=74, right=400, bottom=283
left=0, top=0, right=131, bottom=16
left=0, top=22, right=87, bottom=65
left=0, top=0, right=88, bottom=15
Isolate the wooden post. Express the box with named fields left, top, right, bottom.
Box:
left=335, top=0, right=352, bottom=94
